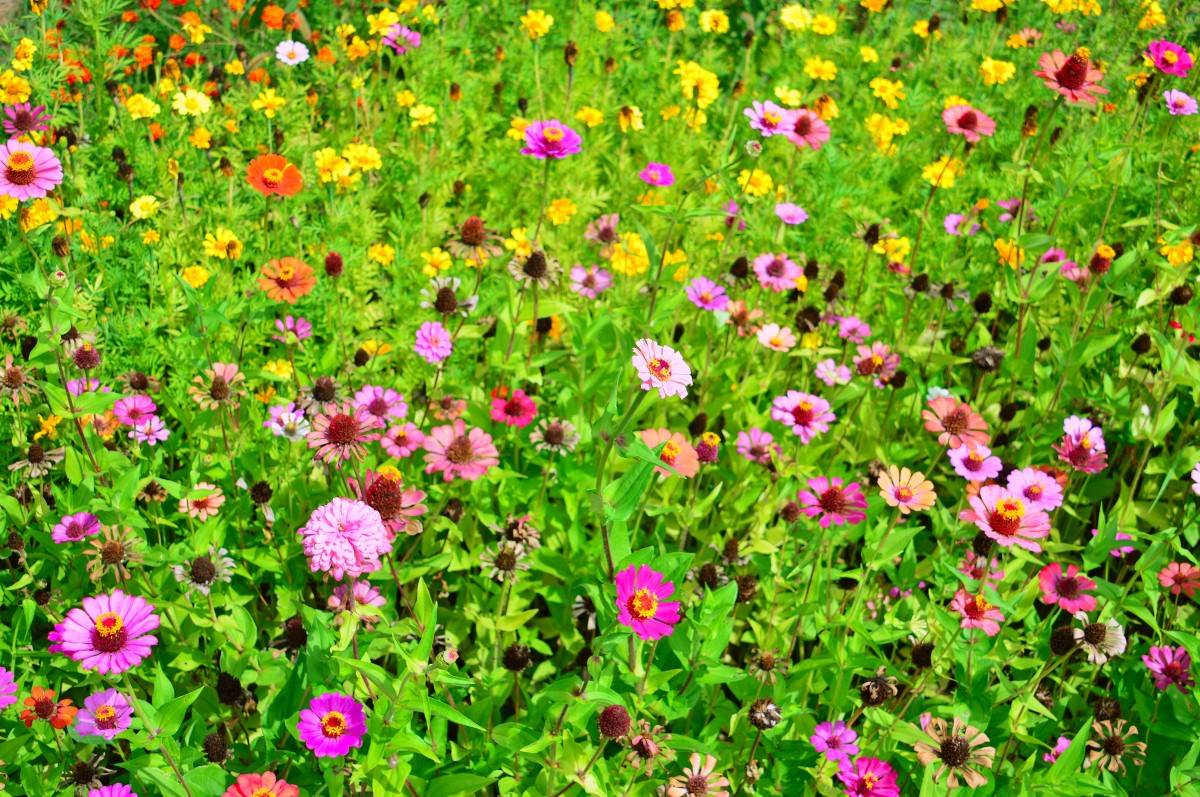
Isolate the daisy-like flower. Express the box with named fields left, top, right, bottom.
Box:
left=189, top=362, right=246, bottom=410
left=1143, top=645, right=1194, bottom=693
left=627, top=720, right=674, bottom=775
left=381, top=422, right=426, bottom=458
left=837, top=316, right=871, bottom=343
left=382, top=24, right=421, bottom=55
left=686, top=276, right=729, bottom=311
left=1006, top=467, right=1064, bottom=511
left=51, top=511, right=102, bottom=544
left=810, top=721, right=860, bottom=763
left=264, top=402, right=310, bottom=442
left=640, top=428, right=700, bottom=478
left=570, top=264, right=613, bottom=298
left=117, top=370, right=161, bottom=395
left=113, top=395, right=157, bottom=427
left=1038, top=563, right=1097, bottom=613
left=85, top=527, right=143, bottom=582
left=414, top=320, right=453, bottom=365
left=771, top=391, right=835, bottom=443
left=1163, top=89, right=1198, bottom=116
left=757, top=323, right=797, bottom=352
left=735, top=428, right=780, bottom=465
left=20, top=686, right=77, bottom=728
left=744, top=100, right=791, bottom=136
left=299, top=498, right=391, bottom=579
left=584, top=213, right=620, bottom=257
left=960, top=485, right=1050, bottom=552
left=529, top=417, right=580, bottom=453
left=776, top=203, right=808, bottom=225
left=298, top=693, right=367, bottom=758
left=220, top=772, right=299, bottom=797
left=307, top=403, right=375, bottom=466
left=852, top=342, right=901, bottom=385
left=350, top=468, right=427, bottom=537
left=815, top=359, right=852, bottom=387
left=632, top=338, right=693, bottom=399
left=913, top=717, right=995, bottom=788
left=353, top=385, right=407, bottom=429
left=922, top=397, right=989, bottom=449
left=480, top=541, right=531, bottom=583
left=941, top=104, right=996, bottom=142
left=180, top=483, right=224, bottom=520
left=258, top=258, right=316, bottom=304
left=423, top=418, right=500, bottom=482
left=947, top=444, right=1002, bottom=481
left=0, top=665, right=16, bottom=710
left=328, top=580, right=387, bottom=627
left=9, top=441, right=63, bottom=477
left=1085, top=720, right=1146, bottom=774
left=246, top=153, right=303, bottom=196
left=520, top=119, right=583, bottom=159
left=173, top=547, right=236, bottom=600
left=1159, top=562, right=1200, bottom=596
left=639, top=161, right=675, bottom=187
left=752, top=252, right=802, bottom=293
left=445, top=216, right=503, bottom=263
left=784, top=108, right=831, bottom=150
left=797, top=476, right=868, bottom=527
left=275, top=40, right=309, bottom=65
left=1053, top=415, right=1107, bottom=473
left=615, top=564, right=681, bottom=641
left=491, top=388, right=538, bottom=428
left=0, top=139, right=63, bottom=201
left=951, top=590, right=1005, bottom=636
left=420, top=276, right=478, bottom=318
left=1145, top=40, right=1193, bottom=78
left=3, top=102, right=52, bottom=136
left=75, top=689, right=133, bottom=740
left=1072, top=612, right=1127, bottom=664
left=836, top=757, right=900, bottom=797
left=877, top=466, right=935, bottom=514
left=49, top=589, right=160, bottom=675
left=666, top=753, right=730, bottom=797
left=1034, top=47, right=1108, bottom=104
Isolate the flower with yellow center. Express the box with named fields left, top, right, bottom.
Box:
left=314, top=148, right=351, bottom=183
left=811, top=14, right=836, bottom=34
left=182, top=265, right=211, bottom=289
left=263, top=359, right=293, bottom=379
left=595, top=11, right=615, bottom=32
left=814, top=95, right=839, bottom=120
left=574, top=106, right=604, bottom=128
left=979, top=57, right=1016, bottom=85
left=172, top=89, right=212, bottom=117
left=618, top=106, right=644, bottom=132
left=628, top=588, right=659, bottom=620
left=804, top=57, right=838, bottom=81
left=409, top=105, right=437, bottom=128
left=203, top=228, right=243, bottom=260
left=521, top=9, right=554, bottom=39
left=188, top=127, right=211, bottom=149
left=225, top=59, right=245, bottom=76
left=861, top=0, right=888, bottom=11
left=256, top=386, right=277, bottom=404
left=505, top=228, right=535, bottom=259
left=0, top=70, right=31, bottom=103
left=860, top=46, right=879, bottom=63
left=367, top=9, right=400, bottom=35
left=420, top=248, right=452, bottom=277
left=874, top=236, right=911, bottom=261
left=913, top=19, right=942, bottom=40
left=142, top=230, right=160, bottom=244
left=780, top=4, right=812, bottom=30
left=125, top=94, right=160, bottom=120
left=548, top=198, right=576, bottom=226
left=774, top=85, right=803, bottom=107
left=922, top=156, right=963, bottom=189
left=610, top=232, right=651, bottom=276
left=1139, top=1, right=1166, bottom=29
left=343, top=143, right=382, bottom=172
left=665, top=10, right=685, bottom=31
left=129, top=196, right=160, bottom=220
left=699, top=10, right=729, bottom=32
left=252, top=88, right=286, bottom=118
left=369, top=243, right=395, bottom=266
left=346, top=36, right=372, bottom=61
left=395, top=89, right=417, bottom=107
left=737, top=168, right=773, bottom=198
left=361, top=339, right=393, bottom=356
left=870, top=77, right=906, bottom=109
left=33, top=413, right=61, bottom=440
left=675, top=61, right=720, bottom=108
left=11, top=39, right=37, bottom=72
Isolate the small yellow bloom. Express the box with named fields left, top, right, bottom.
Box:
left=203, top=228, right=243, bottom=260
left=619, top=105, right=645, bottom=132
left=638, top=190, right=666, bottom=207
left=979, top=57, right=1017, bottom=85
left=860, top=46, right=879, bottom=63
left=126, top=93, right=161, bottom=120
left=699, top=10, right=729, bottom=32
left=21, top=198, right=58, bottom=231
left=973, top=0, right=1005, bottom=10
left=994, top=238, right=1026, bottom=269
left=172, top=88, right=212, bottom=116
left=263, top=359, right=293, bottom=379
left=314, top=148, right=352, bottom=183
left=1139, top=1, right=1166, bottom=29
left=346, top=36, right=373, bottom=61
left=737, top=168, right=773, bottom=198
left=665, top=10, right=685, bottom=31
left=774, top=85, right=803, bottom=107
left=814, top=95, right=839, bottom=120
left=505, top=227, right=535, bottom=259
left=369, top=242, right=396, bottom=266
left=944, top=95, right=970, bottom=109
left=780, top=4, right=812, bottom=30
left=410, top=104, right=437, bottom=128
left=922, top=156, right=963, bottom=189
left=862, top=0, right=888, bottom=10
left=225, top=59, right=245, bottom=76
left=361, top=339, right=393, bottom=356
left=800, top=332, right=823, bottom=350
left=660, top=105, right=681, bottom=120
left=142, top=230, right=160, bottom=244
left=12, top=39, right=37, bottom=72
left=547, top=198, right=577, bottom=226
left=256, top=386, right=278, bottom=404
left=811, top=14, right=836, bottom=34
left=0, top=195, right=18, bottom=220
left=521, top=9, right=554, bottom=39
left=675, top=61, right=720, bottom=108
left=507, top=117, right=531, bottom=140
left=870, top=77, right=906, bottom=109
left=595, top=10, right=615, bottom=32
left=913, top=19, right=942, bottom=40
left=252, top=88, right=286, bottom=118
left=367, top=9, right=400, bottom=35
left=804, top=57, right=838, bottom=81
left=420, top=247, right=452, bottom=276
left=1159, top=239, right=1194, bottom=267
left=874, top=236, right=911, bottom=261
left=33, top=413, right=61, bottom=440
left=182, top=265, right=211, bottom=289
left=610, top=232, right=651, bottom=277
left=188, top=126, right=211, bottom=149
left=343, top=143, right=382, bottom=172
left=395, top=89, right=417, bottom=107
left=575, top=106, right=604, bottom=128
left=0, top=70, right=32, bottom=102
left=130, top=196, right=160, bottom=220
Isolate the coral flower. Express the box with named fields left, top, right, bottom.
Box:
left=1034, top=47, right=1108, bottom=104
left=298, top=498, right=391, bottom=579
left=797, top=476, right=868, bottom=527
left=1142, top=646, right=1194, bottom=693
left=307, top=403, right=375, bottom=466
left=180, top=483, right=225, bottom=520
left=959, top=485, right=1051, bottom=553
left=491, top=388, right=538, bottom=428
left=877, top=466, right=936, bottom=514
left=1145, top=40, right=1193, bottom=78
left=951, top=589, right=1004, bottom=636
left=520, top=119, right=583, bottom=159
left=632, top=338, right=693, bottom=399
left=246, top=153, right=303, bottom=196
left=20, top=686, right=77, bottom=729
left=640, top=428, right=700, bottom=478
left=298, top=693, right=367, bottom=758
left=1038, top=563, right=1097, bottom=613
left=666, top=753, right=730, bottom=797
left=784, top=108, right=831, bottom=150
left=221, top=772, right=300, bottom=797
left=615, top=564, right=681, bottom=641
left=0, top=139, right=63, bottom=201
left=922, top=397, right=989, bottom=449
left=942, top=104, right=996, bottom=142
left=422, top=418, right=500, bottom=482
left=258, top=258, right=316, bottom=304
left=49, top=589, right=160, bottom=675
left=1159, top=562, right=1200, bottom=596
left=771, top=391, right=835, bottom=443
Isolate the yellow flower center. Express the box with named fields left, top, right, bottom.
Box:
left=94, top=704, right=116, bottom=724
left=660, top=441, right=680, bottom=465
left=252, top=790, right=274, bottom=797
left=647, top=357, right=672, bottom=380
left=863, top=774, right=878, bottom=789
left=6, top=151, right=33, bottom=172
left=278, top=265, right=295, bottom=281
left=871, top=355, right=883, bottom=367
left=1074, top=47, right=1091, bottom=61
left=543, top=126, right=564, bottom=142
left=262, top=167, right=283, bottom=187
left=320, top=711, right=347, bottom=738
left=996, top=497, right=1026, bottom=521
left=627, top=587, right=658, bottom=620
left=764, top=111, right=781, bottom=125
left=1163, top=51, right=1179, bottom=65
left=974, top=594, right=992, bottom=611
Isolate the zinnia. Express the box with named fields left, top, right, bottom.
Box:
left=632, top=338, right=693, bottom=399
left=258, top=258, right=316, bottom=303
left=520, top=119, right=583, bottom=159
left=877, top=466, right=935, bottom=514
left=797, top=476, right=868, bottom=527
left=246, top=153, right=303, bottom=196
left=422, top=418, right=500, bottom=481
left=959, top=485, right=1051, bottom=553
left=221, top=772, right=300, bottom=797
left=298, top=498, right=391, bottom=579
left=0, top=139, right=63, bottom=201
left=770, top=391, right=835, bottom=443
left=298, top=693, right=367, bottom=757
left=1033, top=47, right=1107, bottom=104
left=49, top=589, right=160, bottom=675
left=615, top=564, right=681, bottom=641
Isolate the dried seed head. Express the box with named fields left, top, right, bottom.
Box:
left=597, top=705, right=631, bottom=738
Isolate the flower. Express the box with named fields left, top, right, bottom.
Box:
left=258, top=258, right=316, bottom=303
left=1163, top=89, right=1198, bottom=115
left=797, top=477, right=868, bottom=527
left=922, top=397, right=989, bottom=449
left=1034, top=48, right=1108, bottom=104
left=811, top=721, right=860, bottom=762
left=350, top=468, right=427, bottom=537
left=180, top=483, right=225, bottom=520
left=735, top=428, right=780, bottom=465
left=76, top=689, right=133, bottom=740
left=815, top=359, right=851, bottom=386
left=615, top=565, right=681, bottom=641
left=299, top=498, right=390, bottom=579
left=529, top=417, right=580, bottom=453
left=686, top=276, right=729, bottom=311
left=738, top=168, right=773, bottom=196
left=264, top=402, right=310, bottom=442
left=246, top=154, right=303, bottom=197
left=942, top=104, right=996, bottom=142
left=960, top=485, right=1050, bottom=553
left=382, top=25, right=421, bottom=55
left=666, top=753, right=729, bottom=797
left=520, top=8, right=554, bottom=38
left=947, top=444, right=1002, bottom=481
left=379, top=423, right=425, bottom=459
left=220, top=772, right=299, bottom=797
left=951, top=590, right=1004, bottom=636
left=1006, top=467, right=1063, bottom=511
left=632, top=338, right=692, bottom=399
left=274, top=315, right=312, bottom=344
left=423, top=419, right=500, bottom=482
left=784, top=108, right=831, bottom=150
left=1145, top=40, right=1193, bottom=77
left=414, top=320, right=453, bottom=364
left=307, top=403, right=374, bottom=466
left=852, top=342, right=901, bottom=385
left=1143, top=646, right=1194, bottom=693
left=836, top=757, right=900, bottom=797
left=20, top=686, right=77, bottom=728
left=353, top=385, right=407, bottom=429
left=639, top=162, right=675, bottom=187
left=1085, top=720, right=1146, bottom=774
left=838, top=316, right=871, bottom=343
left=52, top=512, right=102, bottom=544
left=771, top=391, right=835, bottom=443
left=922, top=156, right=962, bottom=188
left=1053, top=415, right=1108, bottom=473
left=752, top=252, right=802, bottom=292
left=521, top=119, right=582, bottom=159
left=0, top=139, right=63, bottom=201
left=49, top=589, right=160, bottom=675
left=173, top=548, right=236, bottom=600
left=979, top=56, right=1016, bottom=85
left=1038, top=563, right=1097, bottom=613
left=0, top=666, right=15, bottom=710
left=88, top=787, right=137, bottom=797
left=1159, top=562, right=1200, bottom=596
left=1044, top=736, right=1072, bottom=763
left=487, top=388, right=535, bottom=428
left=275, top=40, right=309, bottom=65
left=328, top=580, right=386, bottom=627
left=113, top=395, right=157, bottom=427
left=744, top=100, right=791, bottom=136
left=878, top=466, right=935, bottom=513
left=640, top=428, right=700, bottom=478
left=913, top=717, right=995, bottom=788
left=775, top=203, right=808, bottom=225
left=3, top=102, right=51, bottom=136
left=1073, top=612, right=1127, bottom=664
left=755, top=323, right=795, bottom=352
left=298, top=693, right=367, bottom=758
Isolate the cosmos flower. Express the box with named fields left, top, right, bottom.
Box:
left=775, top=203, right=808, bottom=225
left=275, top=40, right=310, bottom=65
left=298, top=693, right=367, bottom=758
left=632, top=338, right=692, bottom=399
left=570, top=264, right=613, bottom=298
left=797, top=476, right=868, bottom=527
left=382, top=24, right=422, bottom=55
left=752, top=252, right=802, bottom=292
left=959, top=485, right=1051, bottom=553
left=49, top=590, right=160, bottom=675
left=1038, top=563, right=1097, bottom=614
left=771, top=391, right=835, bottom=443
left=639, top=162, right=675, bottom=186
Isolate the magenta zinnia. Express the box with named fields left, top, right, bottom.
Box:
left=1052, top=415, right=1107, bottom=473
left=797, top=476, right=868, bottom=527
left=771, top=390, right=835, bottom=443
left=49, top=589, right=160, bottom=675
left=491, top=388, right=538, bottom=428
left=1142, top=645, right=1194, bottom=693
left=297, top=692, right=367, bottom=757
left=950, top=589, right=1004, bottom=637
left=298, top=498, right=391, bottom=579
left=1038, top=563, right=1097, bottom=614
left=615, top=564, right=681, bottom=640
left=959, top=484, right=1050, bottom=553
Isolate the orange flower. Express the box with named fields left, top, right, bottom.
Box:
left=20, top=686, right=78, bottom=729
left=246, top=154, right=302, bottom=197
left=258, top=258, right=316, bottom=303
left=169, top=34, right=186, bottom=51
left=262, top=4, right=286, bottom=29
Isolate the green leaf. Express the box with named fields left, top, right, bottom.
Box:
left=1046, top=722, right=1090, bottom=782
left=152, top=663, right=175, bottom=708
left=154, top=688, right=202, bottom=738
left=184, top=765, right=227, bottom=794
left=497, top=608, right=538, bottom=632
left=426, top=774, right=497, bottom=797
left=604, top=457, right=657, bottom=523
left=422, top=695, right=485, bottom=731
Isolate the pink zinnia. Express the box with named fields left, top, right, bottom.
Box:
left=811, top=721, right=859, bottom=762
left=1033, top=48, right=1108, bottom=104
left=752, top=252, right=801, bottom=293
left=771, top=391, right=835, bottom=443
left=632, top=338, right=692, bottom=399
left=1053, top=415, right=1107, bottom=473
left=947, top=444, right=1002, bottom=481
left=349, top=469, right=428, bottom=537
left=422, top=418, right=500, bottom=482
left=666, top=753, right=730, bottom=797
left=744, top=100, right=790, bottom=136
left=298, top=692, right=367, bottom=757
left=815, top=359, right=852, bottom=387
left=520, top=119, right=583, bottom=159
left=960, top=484, right=1051, bottom=553
left=686, top=276, right=729, bottom=311
left=950, top=589, right=1004, bottom=636
left=837, top=756, right=899, bottom=797
left=837, top=316, right=871, bottom=343
left=273, top=315, right=312, bottom=344
left=353, top=385, right=407, bottom=428
left=1143, top=646, right=1194, bottom=693
left=0, top=666, right=16, bottom=710
left=113, top=395, right=157, bottom=427
left=76, top=688, right=133, bottom=740
left=414, top=320, right=453, bottom=364
left=735, top=428, right=780, bottom=465
left=221, top=772, right=300, bottom=797
left=638, top=162, right=675, bottom=186
left=0, top=139, right=63, bottom=201
left=1145, top=40, right=1193, bottom=78
left=1158, top=562, right=1200, bottom=596
left=381, top=422, right=425, bottom=458
left=130, top=417, right=170, bottom=445
left=959, top=551, right=1005, bottom=584
left=382, top=24, right=421, bottom=55
left=941, top=105, right=996, bottom=142
left=615, top=564, right=681, bottom=641
left=3, top=102, right=52, bottom=137
left=307, top=403, right=375, bottom=466
left=1038, top=563, right=1097, bottom=613
left=570, top=264, right=613, bottom=299
left=797, top=476, right=868, bottom=527
left=1006, top=467, right=1064, bottom=511
left=784, top=108, right=831, bottom=150
left=49, top=589, right=160, bottom=675
left=52, top=512, right=102, bottom=544
left=298, top=498, right=391, bottom=579
left=852, top=342, right=901, bottom=386
left=922, top=397, right=989, bottom=449
left=775, top=202, right=808, bottom=225
left=757, top=323, right=796, bottom=352
left=180, top=483, right=225, bottom=520
left=491, top=388, right=538, bottom=428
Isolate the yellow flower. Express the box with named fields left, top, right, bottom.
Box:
left=1139, top=0, right=1165, bottom=28
left=505, top=227, right=535, bottom=259
left=0, top=70, right=32, bottom=103
left=252, top=88, right=286, bottom=118
left=737, top=169, right=773, bottom=197
left=521, top=9, right=554, bottom=39
left=804, top=57, right=838, bottom=81
left=225, top=59, right=245, bottom=76
left=263, top=359, right=293, bottom=379
left=142, top=230, right=160, bottom=244
left=33, top=413, right=61, bottom=440
left=0, top=195, right=18, bottom=219
left=619, top=105, right=645, bottom=132
left=335, top=23, right=358, bottom=40
left=188, top=126, right=211, bottom=148
left=661, top=105, right=681, bottom=120
left=129, top=196, right=160, bottom=220
left=11, top=39, right=37, bottom=71
left=575, top=106, right=604, bottom=128
left=420, top=247, right=452, bottom=276
left=346, top=36, right=373, bottom=61
left=814, top=95, right=839, bottom=120
left=182, top=265, right=211, bottom=289
left=811, top=14, right=836, bottom=34
left=663, top=249, right=687, bottom=280
left=172, top=88, right=212, bottom=116
left=343, top=143, right=382, bottom=172
left=994, top=238, right=1026, bottom=269
left=367, top=9, right=400, bottom=35
left=1006, top=33, right=1030, bottom=48
left=507, top=117, right=531, bottom=140
left=203, top=228, right=243, bottom=260
left=774, top=85, right=803, bottom=107
left=874, top=237, right=911, bottom=261
left=21, top=198, right=58, bottom=231
left=860, top=46, right=879, bottom=63
left=182, top=16, right=213, bottom=43
left=944, top=95, right=970, bottom=109
left=361, top=339, right=394, bottom=356
left=126, top=93, right=161, bottom=119
left=638, top=190, right=666, bottom=206
left=862, top=0, right=888, bottom=10
left=665, top=10, right=685, bottom=31
left=1159, top=238, right=1194, bottom=266
left=922, top=156, right=963, bottom=189
left=980, top=57, right=1016, bottom=85
left=674, top=61, right=720, bottom=108
left=314, top=147, right=351, bottom=183
left=369, top=242, right=396, bottom=266
left=913, top=19, right=942, bottom=40
left=595, top=10, right=615, bottom=32
left=410, top=104, right=437, bottom=128
left=683, top=107, right=707, bottom=130
left=548, top=198, right=577, bottom=226
left=256, top=386, right=278, bottom=404
left=870, top=77, right=906, bottom=109
left=395, top=89, right=417, bottom=107
left=780, top=4, right=811, bottom=30
left=800, top=332, right=823, bottom=350
left=699, top=10, right=729, bottom=32
left=610, top=232, right=650, bottom=276
left=973, top=0, right=1005, bottom=10
left=1127, top=70, right=1151, bottom=86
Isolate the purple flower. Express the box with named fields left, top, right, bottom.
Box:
left=570, top=264, right=613, bottom=299
left=51, top=512, right=102, bottom=544
left=1143, top=645, right=1195, bottom=693
left=752, top=252, right=802, bottom=293
left=997, top=198, right=1036, bottom=225
left=943, top=213, right=979, bottom=236
left=353, top=385, right=407, bottom=428
left=815, top=359, right=852, bottom=387
left=723, top=200, right=746, bottom=231
left=735, top=428, right=780, bottom=464
left=382, top=24, right=421, bottom=55
left=0, top=666, right=17, bottom=710
left=130, top=417, right=170, bottom=446
left=67, top=378, right=108, bottom=396
left=775, top=203, right=808, bottom=225
left=414, top=320, right=453, bottom=365
left=49, top=590, right=160, bottom=675
left=686, top=276, right=729, bottom=311
left=114, top=395, right=157, bottom=427
left=1043, top=736, right=1072, bottom=763
left=274, top=315, right=313, bottom=344
left=744, top=100, right=791, bottom=137
left=638, top=162, right=675, bottom=187
left=3, top=103, right=52, bottom=137
left=1164, top=89, right=1198, bottom=116
left=810, top=720, right=859, bottom=763
left=1007, top=467, right=1064, bottom=511
left=264, top=402, right=310, bottom=442
left=298, top=692, right=368, bottom=757
left=76, top=688, right=133, bottom=740
left=948, top=444, right=1003, bottom=481
left=1090, top=527, right=1135, bottom=557
left=520, top=119, right=583, bottom=159
left=837, top=316, right=871, bottom=343
left=1146, top=40, right=1193, bottom=78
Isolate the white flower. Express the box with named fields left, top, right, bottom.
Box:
left=276, top=40, right=310, bottom=66
left=926, top=386, right=955, bottom=401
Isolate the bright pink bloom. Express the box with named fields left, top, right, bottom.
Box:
left=811, top=721, right=859, bottom=762
left=298, top=498, right=391, bottom=579
left=922, top=397, right=989, bottom=449
left=1143, top=646, right=1194, bottom=693
left=76, top=688, right=133, bottom=740
left=422, top=418, right=500, bottom=481
left=752, top=252, right=802, bottom=293
left=632, top=338, right=692, bottom=399
left=1034, top=48, right=1108, bottom=104
left=0, top=666, right=16, bottom=711
left=570, top=264, right=613, bottom=299
left=837, top=757, right=900, bottom=797
left=130, top=416, right=170, bottom=445
left=784, top=108, right=831, bottom=150
left=51, top=512, right=102, bottom=544
left=771, top=391, right=835, bottom=443
left=735, top=428, right=780, bottom=464
left=950, top=589, right=1004, bottom=636
left=615, top=565, right=681, bottom=641
left=381, top=422, right=425, bottom=458
left=353, top=385, right=407, bottom=428
left=942, top=104, right=996, bottom=142
left=686, top=276, right=729, bottom=311
left=959, top=551, right=1004, bottom=584
left=491, top=389, right=538, bottom=428
left=638, top=162, right=675, bottom=186
left=1038, top=563, right=1097, bottom=613
left=837, top=316, right=871, bottom=343
left=948, top=444, right=1002, bottom=481
left=1006, top=467, right=1064, bottom=511
left=298, top=693, right=367, bottom=757
left=414, top=320, right=453, bottom=364
left=520, top=119, right=583, bottom=159
left=3, top=102, right=52, bottom=136
left=49, top=589, right=160, bottom=675
left=1145, top=40, right=1193, bottom=77
left=1053, top=415, right=1107, bottom=473
left=1159, top=562, right=1200, bottom=596
left=797, top=477, right=868, bottom=528
left=307, top=403, right=376, bottom=466
left=960, top=484, right=1051, bottom=553
left=0, top=139, right=63, bottom=201
left=852, top=342, right=900, bottom=386
left=1044, top=737, right=1071, bottom=764
left=273, top=315, right=312, bottom=344
left=221, top=772, right=299, bottom=797
left=113, top=395, right=157, bottom=427
left=744, top=100, right=790, bottom=136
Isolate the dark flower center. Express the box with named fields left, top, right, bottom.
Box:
left=523, top=252, right=548, bottom=279
left=190, top=556, right=217, bottom=585
left=792, top=114, right=813, bottom=136
left=1102, top=735, right=1126, bottom=756
left=597, top=226, right=616, bottom=243
left=759, top=652, right=776, bottom=670
left=367, top=396, right=390, bottom=417
left=27, top=443, right=45, bottom=463
left=3, top=367, right=25, bottom=388
left=940, top=409, right=969, bottom=435
left=939, top=735, right=972, bottom=767
left=1055, top=576, right=1079, bottom=598
left=1055, top=52, right=1089, bottom=91
left=434, top=286, right=459, bottom=314
left=504, top=397, right=525, bottom=417
left=445, top=434, right=474, bottom=464
left=209, top=376, right=230, bottom=401
left=818, top=486, right=846, bottom=514
left=13, top=109, right=35, bottom=132
left=100, top=541, right=126, bottom=564
left=956, top=110, right=978, bottom=130
left=686, top=774, right=710, bottom=795
left=766, top=258, right=785, bottom=277
left=1083, top=622, right=1107, bottom=645
left=312, top=377, right=336, bottom=402
left=325, top=414, right=360, bottom=445
left=365, top=477, right=403, bottom=520
left=494, top=548, right=517, bottom=571
left=439, top=395, right=455, bottom=409
left=34, top=696, right=56, bottom=719
left=71, top=761, right=97, bottom=784
left=130, top=371, right=150, bottom=390
left=543, top=423, right=565, bottom=446
left=5, top=151, right=35, bottom=185
left=791, top=403, right=814, bottom=425
left=460, top=216, right=486, bottom=246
